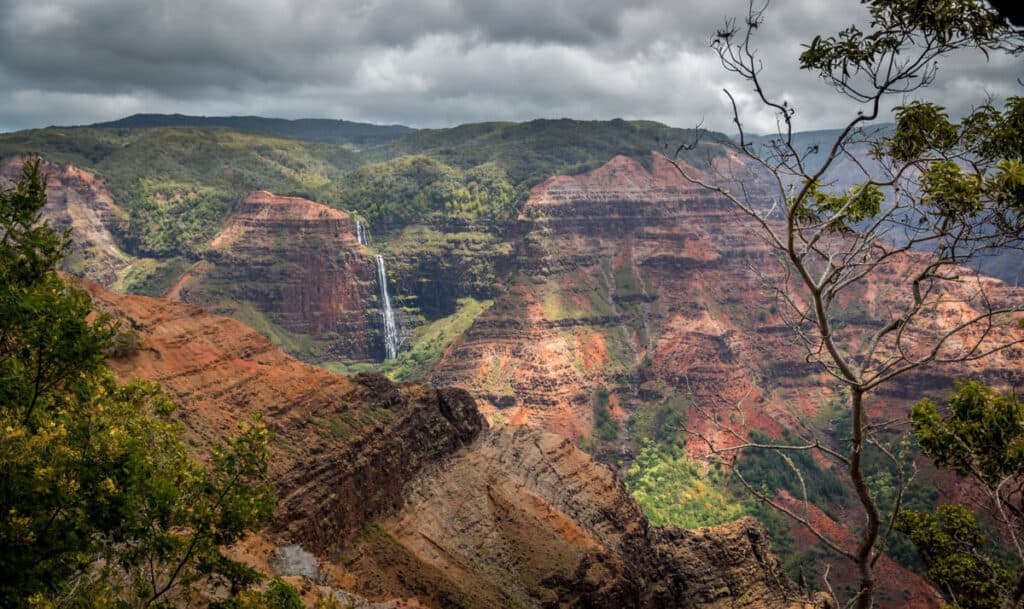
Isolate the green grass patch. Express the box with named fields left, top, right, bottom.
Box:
left=319, top=361, right=378, bottom=376
left=382, top=297, right=493, bottom=381
left=113, top=256, right=193, bottom=296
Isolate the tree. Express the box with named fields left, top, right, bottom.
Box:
left=0, top=157, right=275, bottom=609
left=668, top=2, right=1024, bottom=608
left=897, top=381, right=1024, bottom=609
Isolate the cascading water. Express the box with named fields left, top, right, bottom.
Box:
left=356, top=220, right=368, bottom=246
left=375, top=255, right=400, bottom=360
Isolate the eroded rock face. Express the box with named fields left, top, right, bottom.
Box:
left=178, top=191, right=382, bottom=360
left=430, top=153, right=786, bottom=439
left=82, top=281, right=801, bottom=609
left=84, top=281, right=483, bottom=551
left=431, top=152, right=1024, bottom=443
left=1, top=157, right=134, bottom=286
left=343, top=426, right=802, bottom=609
left=424, top=152, right=1022, bottom=608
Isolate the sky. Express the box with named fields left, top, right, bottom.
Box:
left=0, top=0, right=1021, bottom=134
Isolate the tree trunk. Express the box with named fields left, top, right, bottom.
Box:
left=850, top=387, right=880, bottom=609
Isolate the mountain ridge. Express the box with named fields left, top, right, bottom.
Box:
left=82, top=113, right=415, bottom=146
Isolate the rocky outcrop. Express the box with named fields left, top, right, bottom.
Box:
left=84, top=281, right=484, bottom=551
left=82, top=281, right=802, bottom=609
left=343, top=426, right=803, bottom=609
left=1, top=157, right=134, bottom=286
left=176, top=191, right=382, bottom=360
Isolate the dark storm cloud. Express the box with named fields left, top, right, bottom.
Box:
left=0, top=0, right=1020, bottom=133
left=359, top=0, right=635, bottom=47
left=0, top=0, right=363, bottom=94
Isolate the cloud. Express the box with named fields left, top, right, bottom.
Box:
left=0, top=0, right=1020, bottom=133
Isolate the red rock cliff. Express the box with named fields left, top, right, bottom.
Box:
left=82, top=281, right=804, bottom=609
left=177, top=190, right=381, bottom=360
left=432, top=152, right=1024, bottom=442
left=1, top=157, right=133, bottom=286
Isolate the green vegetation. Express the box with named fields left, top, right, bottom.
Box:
left=735, top=426, right=942, bottom=576
left=381, top=297, right=492, bottom=381
left=0, top=159, right=275, bottom=609
left=225, top=301, right=329, bottom=358
left=113, top=256, right=194, bottom=296
left=613, top=261, right=641, bottom=297
left=897, top=382, right=1024, bottom=608
left=861, top=442, right=938, bottom=573
left=623, top=432, right=823, bottom=582
left=332, top=155, right=517, bottom=225
left=736, top=430, right=847, bottom=517
left=627, top=392, right=689, bottom=444
left=0, top=127, right=360, bottom=262
left=90, top=113, right=413, bottom=147
left=382, top=118, right=729, bottom=192
left=319, top=361, right=378, bottom=376
left=0, top=127, right=359, bottom=197
left=591, top=387, right=619, bottom=442
left=897, top=504, right=1014, bottom=609
left=911, top=382, right=1024, bottom=488
left=209, top=578, right=304, bottom=609
left=625, top=441, right=746, bottom=528
left=121, top=181, right=235, bottom=257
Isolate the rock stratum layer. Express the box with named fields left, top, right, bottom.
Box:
left=1, top=157, right=134, bottom=286
left=176, top=190, right=382, bottom=360
left=344, top=427, right=800, bottom=609
left=82, top=281, right=803, bottom=609
left=432, top=153, right=1024, bottom=441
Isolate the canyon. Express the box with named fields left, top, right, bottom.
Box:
left=174, top=190, right=382, bottom=361
left=83, top=280, right=805, bottom=609
left=6, top=122, right=1023, bottom=608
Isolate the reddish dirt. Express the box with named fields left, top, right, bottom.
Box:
left=82, top=280, right=804, bottom=609
left=776, top=490, right=944, bottom=609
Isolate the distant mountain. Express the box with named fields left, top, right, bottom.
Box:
left=378, top=117, right=730, bottom=186
left=740, top=124, right=894, bottom=183
left=737, top=125, right=1022, bottom=286
left=84, top=113, right=415, bottom=146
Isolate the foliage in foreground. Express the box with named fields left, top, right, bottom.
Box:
left=896, top=505, right=1013, bottom=609
left=0, top=158, right=275, bottom=609
left=673, top=0, right=1024, bottom=606
left=897, top=382, right=1024, bottom=609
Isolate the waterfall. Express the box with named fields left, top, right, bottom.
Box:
left=356, top=220, right=368, bottom=246
left=375, top=255, right=400, bottom=360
